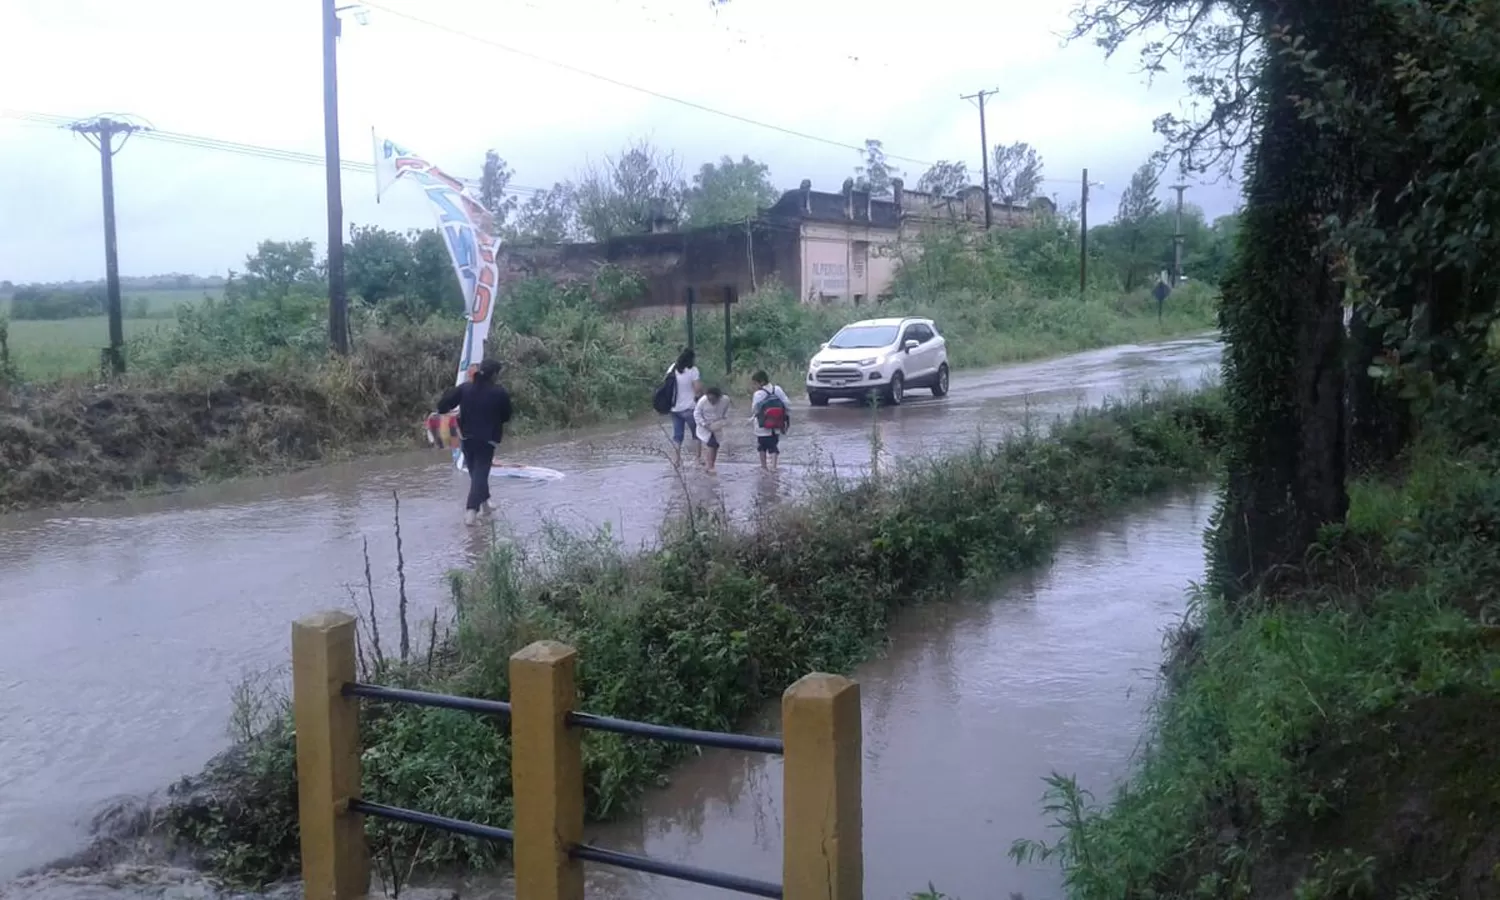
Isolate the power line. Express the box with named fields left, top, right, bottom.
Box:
left=0, top=108, right=546, bottom=197
left=360, top=0, right=940, bottom=168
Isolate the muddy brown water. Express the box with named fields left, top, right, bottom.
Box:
left=568, top=488, right=1214, bottom=900
left=0, top=336, right=1219, bottom=884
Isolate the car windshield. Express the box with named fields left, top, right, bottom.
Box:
left=828, top=325, right=899, bottom=349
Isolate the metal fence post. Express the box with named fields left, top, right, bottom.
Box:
left=511, top=640, right=585, bottom=900
left=723, top=284, right=734, bottom=374
left=292, top=611, right=369, bottom=900
left=782, top=673, right=863, bottom=900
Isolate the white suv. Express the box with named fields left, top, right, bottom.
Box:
left=805, top=316, right=950, bottom=406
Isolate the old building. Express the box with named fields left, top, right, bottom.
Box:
left=503, top=177, right=1052, bottom=313
left=763, top=177, right=1053, bottom=304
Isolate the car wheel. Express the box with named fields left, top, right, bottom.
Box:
left=884, top=372, right=905, bottom=406
left=931, top=364, right=950, bottom=397
left=808, top=391, right=829, bottom=407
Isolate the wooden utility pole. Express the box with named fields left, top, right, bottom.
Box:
left=322, top=0, right=350, bottom=354
left=960, top=88, right=998, bottom=229
left=70, top=117, right=141, bottom=375
left=1079, top=168, right=1089, bottom=298
left=1170, top=183, right=1189, bottom=286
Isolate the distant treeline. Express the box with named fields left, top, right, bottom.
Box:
left=3, top=283, right=217, bottom=320
left=0, top=273, right=227, bottom=296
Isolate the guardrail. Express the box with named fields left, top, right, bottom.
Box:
left=292, top=610, right=863, bottom=900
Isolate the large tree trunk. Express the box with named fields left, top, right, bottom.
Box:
left=1211, top=0, right=1355, bottom=600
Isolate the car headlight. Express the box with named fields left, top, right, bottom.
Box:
left=809, top=359, right=823, bottom=369
left=859, top=355, right=884, bottom=367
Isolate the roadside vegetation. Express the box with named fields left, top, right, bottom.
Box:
left=0, top=213, right=1216, bottom=513
left=150, top=388, right=1224, bottom=886
left=1010, top=389, right=1500, bottom=899
left=981, top=0, right=1500, bottom=897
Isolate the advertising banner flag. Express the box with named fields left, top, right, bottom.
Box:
left=373, top=133, right=504, bottom=470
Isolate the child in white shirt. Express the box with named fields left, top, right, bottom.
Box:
left=693, top=386, right=731, bottom=474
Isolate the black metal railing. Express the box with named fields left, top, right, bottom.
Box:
left=342, top=680, right=783, bottom=898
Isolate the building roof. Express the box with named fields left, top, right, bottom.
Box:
left=764, top=185, right=900, bottom=228
left=762, top=180, right=1045, bottom=229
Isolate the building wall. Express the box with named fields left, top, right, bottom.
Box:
left=503, top=222, right=800, bottom=316
left=800, top=221, right=901, bottom=303
left=502, top=183, right=1053, bottom=313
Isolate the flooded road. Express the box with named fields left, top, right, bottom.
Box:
left=429, top=489, right=1215, bottom=900
left=570, top=489, right=1214, bottom=900
left=0, top=335, right=1218, bottom=880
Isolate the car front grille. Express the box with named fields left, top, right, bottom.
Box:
left=814, top=367, right=862, bottom=383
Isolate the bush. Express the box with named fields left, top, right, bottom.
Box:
left=159, top=389, right=1226, bottom=884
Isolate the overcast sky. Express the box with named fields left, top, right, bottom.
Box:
left=0, top=0, right=1241, bottom=284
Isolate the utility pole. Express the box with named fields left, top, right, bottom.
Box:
left=1170, top=183, right=1190, bottom=286
left=960, top=88, right=998, bottom=229
left=323, top=0, right=349, bottom=354
left=1080, top=168, right=1089, bottom=298
left=70, top=117, right=141, bottom=375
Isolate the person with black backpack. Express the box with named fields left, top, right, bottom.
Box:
left=747, top=369, right=790, bottom=471
left=653, top=348, right=703, bottom=466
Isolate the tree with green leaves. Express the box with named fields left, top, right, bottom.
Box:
left=508, top=183, right=581, bottom=244
left=478, top=150, right=518, bottom=229
left=232, top=239, right=322, bottom=309
left=573, top=138, right=686, bottom=240
left=345, top=225, right=413, bottom=307
left=915, top=160, right=970, bottom=197
left=1112, top=161, right=1164, bottom=291
left=989, top=142, right=1043, bottom=204
left=855, top=138, right=899, bottom=197
left=343, top=225, right=463, bottom=317
left=683, top=155, right=779, bottom=226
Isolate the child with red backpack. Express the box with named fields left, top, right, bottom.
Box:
left=748, top=370, right=791, bottom=471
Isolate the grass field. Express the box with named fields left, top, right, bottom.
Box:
left=6, top=317, right=176, bottom=380
left=2, top=287, right=218, bottom=380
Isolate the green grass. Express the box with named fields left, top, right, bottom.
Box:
left=1007, top=426, right=1500, bottom=898
left=7, top=316, right=174, bottom=380
left=3, top=287, right=219, bottom=379
left=159, top=389, right=1227, bottom=885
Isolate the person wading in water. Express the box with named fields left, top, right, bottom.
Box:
left=436, top=359, right=513, bottom=526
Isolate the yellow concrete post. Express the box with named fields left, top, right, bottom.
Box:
left=292, top=611, right=369, bottom=900
left=510, top=640, right=585, bottom=900
left=782, top=673, right=863, bottom=900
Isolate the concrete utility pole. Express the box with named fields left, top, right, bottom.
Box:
left=1170, top=183, right=1190, bottom=286
left=960, top=88, right=998, bottom=229
left=70, top=117, right=142, bottom=375
left=1080, top=169, right=1093, bottom=298
left=323, top=0, right=350, bottom=354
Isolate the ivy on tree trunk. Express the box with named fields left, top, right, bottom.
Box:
left=1210, top=1, right=1359, bottom=599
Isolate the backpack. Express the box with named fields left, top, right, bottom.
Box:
left=756, top=387, right=790, bottom=433
left=652, top=370, right=677, bottom=415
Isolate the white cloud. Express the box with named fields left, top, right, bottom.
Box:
left=0, top=0, right=1242, bottom=282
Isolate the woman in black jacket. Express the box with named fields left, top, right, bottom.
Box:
left=436, top=359, right=513, bottom=525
